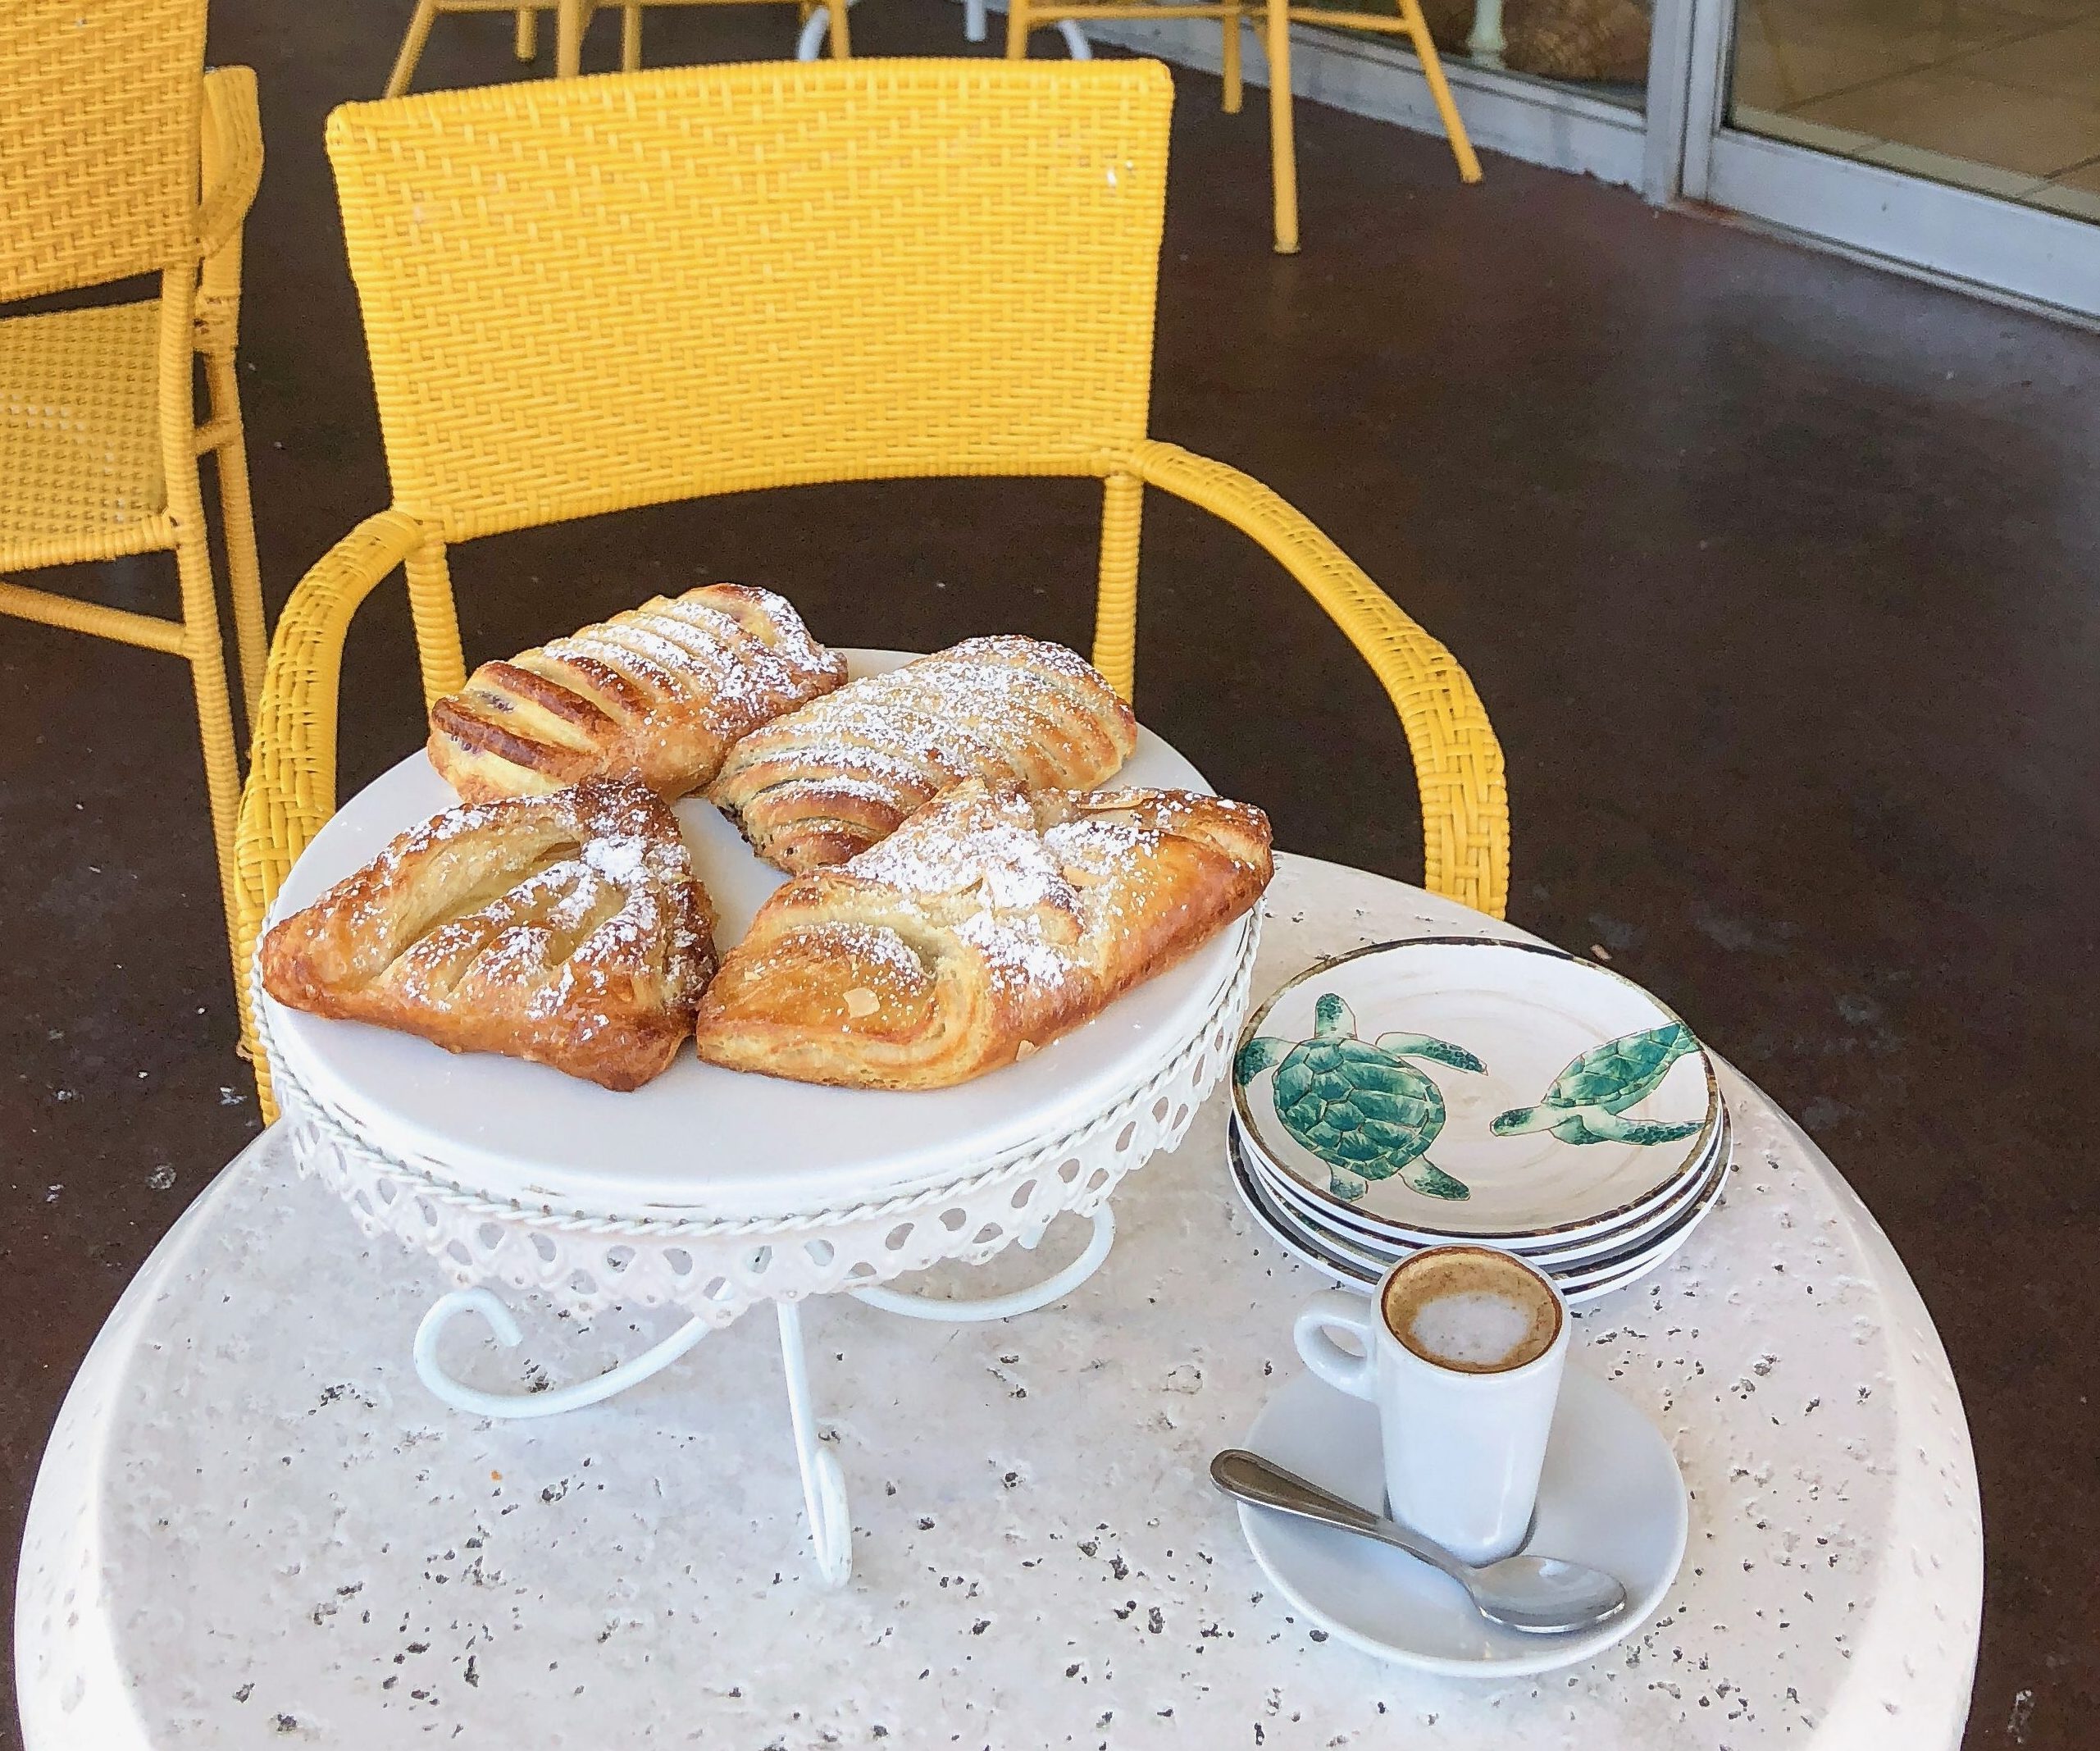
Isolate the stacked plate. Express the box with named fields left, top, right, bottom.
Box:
left=1228, top=938, right=1731, bottom=1306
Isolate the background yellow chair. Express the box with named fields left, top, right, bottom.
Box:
left=1004, top=0, right=1481, bottom=252
left=0, top=1, right=268, bottom=997
left=386, top=0, right=853, bottom=95
left=235, top=58, right=1506, bottom=1111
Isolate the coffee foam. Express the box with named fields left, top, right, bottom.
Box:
left=1381, top=1247, right=1561, bottom=1375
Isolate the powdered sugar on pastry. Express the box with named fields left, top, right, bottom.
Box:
left=693, top=779, right=1273, bottom=1090
left=262, top=779, right=717, bottom=1090
left=427, top=583, right=845, bottom=804
left=709, top=637, right=1139, bottom=873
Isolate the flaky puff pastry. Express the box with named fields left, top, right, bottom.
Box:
left=708, top=636, right=1138, bottom=873
left=692, top=780, right=1272, bottom=1090
left=428, top=583, right=845, bottom=804
left=262, top=781, right=717, bottom=1091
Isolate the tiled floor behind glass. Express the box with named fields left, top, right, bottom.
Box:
left=1732, top=0, right=2100, bottom=219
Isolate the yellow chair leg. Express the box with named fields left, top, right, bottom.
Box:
left=622, top=4, right=642, bottom=70
left=827, top=0, right=852, bottom=57
left=515, top=6, right=540, bottom=59
left=1265, top=3, right=1301, bottom=253
left=385, top=0, right=442, bottom=98
left=403, top=539, right=467, bottom=707
left=173, top=524, right=248, bottom=1010
left=1399, top=0, right=1483, bottom=182
left=203, top=350, right=268, bottom=730
left=1222, top=4, right=1245, bottom=113
left=1092, top=472, right=1143, bottom=704
left=1005, top=0, right=1032, bottom=58
left=557, top=0, right=588, bottom=76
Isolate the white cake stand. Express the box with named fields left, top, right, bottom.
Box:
left=253, top=654, right=1258, bottom=1586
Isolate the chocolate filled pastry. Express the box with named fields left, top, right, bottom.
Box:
left=691, top=780, right=1272, bottom=1090
left=708, top=636, right=1137, bottom=873
left=261, top=780, right=716, bottom=1091
left=428, top=583, right=845, bottom=803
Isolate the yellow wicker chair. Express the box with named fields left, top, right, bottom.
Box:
left=0, top=2, right=268, bottom=997
left=386, top=0, right=852, bottom=96
left=1005, top=1, right=1481, bottom=253
left=235, top=58, right=1506, bottom=1112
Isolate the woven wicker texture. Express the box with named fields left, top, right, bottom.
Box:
left=0, top=303, right=169, bottom=558
left=0, top=24, right=268, bottom=1015
left=326, top=61, right=1169, bottom=541
left=240, top=61, right=1508, bottom=1112
left=0, top=1, right=209, bottom=303
left=1133, top=440, right=1507, bottom=914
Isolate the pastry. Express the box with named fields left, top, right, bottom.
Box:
left=708, top=636, right=1138, bottom=873
left=427, top=583, right=845, bottom=803
left=261, top=780, right=716, bottom=1091
left=691, top=780, right=1271, bottom=1090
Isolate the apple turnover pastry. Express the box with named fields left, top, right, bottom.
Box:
left=428, top=583, right=845, bottom=803
left=708, top=636, right=1138, bottom=873
left=261, top=780, right=716, bottom=1090
left=691, top=780, right=1272, bottom=1090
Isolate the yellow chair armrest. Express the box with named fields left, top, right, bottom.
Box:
left=233, top=510, right=430, bottom=1108
left=198, top=66, right=262, bottom=308
left=1131, top=440, right=1510, bottom=919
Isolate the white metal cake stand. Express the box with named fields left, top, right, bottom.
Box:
left=252, top=654, right=1258, bottom=1586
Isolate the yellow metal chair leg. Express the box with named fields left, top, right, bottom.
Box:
left=203, top=350, right=268, bottom=727
left=516, top=6, right=540, bottom=59
left=622, top=4, right=642, bottom=70
left=385, top=0, right=441, bottom=98
left=1265, top=3, right=1301, bottom=253
left=1093, top=472, right=1143, bottom=704
left=1399, top=0, right=1483, bottom=182
left=1222, top=4, right=1245, bottom=113
left=826, top=0, right=852, bottom=57
left=403, top=539, right=467, bottom=707
left=1005, top=0, right=1032, bottom=58
left=557, top=0, right=588, bottom=75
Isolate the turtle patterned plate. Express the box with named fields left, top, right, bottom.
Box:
left=1232, top=940, right=1718, bottom=1244
left=1226, top=1122, right=1715, bottom=1306
left=1250, top=1101, right=1732, bottom=1268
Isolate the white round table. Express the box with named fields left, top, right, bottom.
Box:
left=15, top=855, right=1981, bottom=1749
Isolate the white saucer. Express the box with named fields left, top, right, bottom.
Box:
left=1232, top=1366, right=1687, bottom=1676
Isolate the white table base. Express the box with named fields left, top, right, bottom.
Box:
left=16, top=855, right=1980, bottom=1750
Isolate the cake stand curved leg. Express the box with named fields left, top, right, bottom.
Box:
left=795, top=0, right=852, bottom=58
left=412, top=1288, right=712, bottom=1420
left=775, top=1300, right=853, bottom=1587
left=848, top=1204, right=1116, bottom=1323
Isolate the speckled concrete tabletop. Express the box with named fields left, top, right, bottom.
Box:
left=15, top=856, right=1981, bottom=1749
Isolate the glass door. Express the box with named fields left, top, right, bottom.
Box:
left=1675, top=0, right=2100, bottom=317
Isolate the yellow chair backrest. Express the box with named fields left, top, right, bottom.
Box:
left=0, top=0, right=210, bottom=301
left=324, top=59, right=1173, bottom=543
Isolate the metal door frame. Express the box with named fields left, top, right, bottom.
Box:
left=1659, top=0, right=2100, bottom=321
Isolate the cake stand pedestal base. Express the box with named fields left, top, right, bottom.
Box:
left=410, top=1206, right=1120, bottom=1585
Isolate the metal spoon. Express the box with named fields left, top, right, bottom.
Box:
left=1210, top=1448, right=1628, bottom=1635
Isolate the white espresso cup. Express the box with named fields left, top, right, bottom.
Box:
left=1293, top=1245, right=1570, bottom=1566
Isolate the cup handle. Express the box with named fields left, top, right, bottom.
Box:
left=1293, top=1290, right=1378, bottom=1401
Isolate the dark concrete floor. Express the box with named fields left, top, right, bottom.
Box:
left=5, top=2, right=2098, bottom=1744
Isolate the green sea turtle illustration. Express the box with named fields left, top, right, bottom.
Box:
left=1234, top=993, right=1486, bottom=1203
left=1490, top=1022, right=1703, bottom=1147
